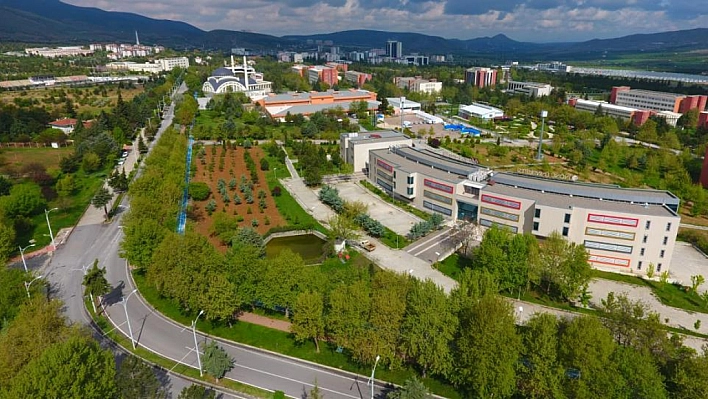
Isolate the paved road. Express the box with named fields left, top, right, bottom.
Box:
left=41, top=83, right=392, bottom=399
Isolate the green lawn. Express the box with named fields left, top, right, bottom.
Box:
left=435, top=253, right=473, bottom=281
left=378, top=227, right=411, bottom=250
left=0, top=146, right=73, bottom=175
left=133, top=273, right=461, bottom=398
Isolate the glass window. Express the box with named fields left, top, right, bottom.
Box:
left=660, top=250, right=665, bottom=258
left=638, top=261, right=643, bottom=270
left=663, top=236, right=668, bottom=245
left=564, top=213, right=571, bottom=223
left=645, top=220, right=651, bottom=229
left=643, top=235, right=648, bottom=244
left=407, top=187, right=413, bottom=195
left=657, top=263, right=662, bottom=272
left=666, top=222, right=672, bottom=232
left=640, top=248, right=645, bottom=256
left=534, top=209, right=541, bottom=218
left=562, top=227, right=569, bottom=237
left=533, top=221, right=539, bottom=231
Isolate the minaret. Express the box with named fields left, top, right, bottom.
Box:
left=243, top=56, right=249, bottom=91
left=230, top=55, right=235, bottom=74
left=135, top=30, right=140, bottom=46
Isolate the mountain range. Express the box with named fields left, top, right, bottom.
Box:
left=1, top=0, right=707, bottom=60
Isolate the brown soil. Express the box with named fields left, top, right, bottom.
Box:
left=238, top=312, right=291, bottom=332
left=191, top=145, right=285, bottom=252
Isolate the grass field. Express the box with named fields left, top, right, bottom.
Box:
left=0, top=146, right=73, bottom=174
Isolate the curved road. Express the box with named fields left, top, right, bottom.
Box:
left=43, top=84, right=391, bottom=399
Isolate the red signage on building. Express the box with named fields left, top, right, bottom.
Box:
left=376, top=159, right=393, bottom=172
left=481, top=194, right=521, bottom=210
left=424, top=178, right=453, bottom=194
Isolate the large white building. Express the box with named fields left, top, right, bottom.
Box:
left=106, top=57, right=189, bottom=74
left=340, top=131, right=412, bottom=172
left=202, top=56, right=272, bottom=100
left=506, top=81, right=553, bottom=98
left=387, top=97, right=421, bottom=115
left=571, top=98, right=637, bottom=120
left=459, top=103, right=504, bottom=120
left=366, top=145, right=680, bottom=276
left=394, top=77, right=442, bottom=94
left=25, top=46, right=93, bottom=58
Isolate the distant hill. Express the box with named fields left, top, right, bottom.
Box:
left=0, top=0, right=707, bottom=59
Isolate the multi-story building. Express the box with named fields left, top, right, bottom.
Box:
left=25, top=46, right=94, bottom=58
left=569, top=98, right=636, bottom=120
left=106, top=57, right=189, bottom=74
left=340, top=131, right=412, bottom=172
left=257, top=89, right=379, bottom=120
left=366, top=145, right=680, bottom=276
left=506, top=81, right=553, bottom=98
left=404, top=55, right=429, bottom=66
left=464, top=67, right=497, bottom=88
left=386, top=40, right=403, bottom=58
left=307, top=66, right=338, bottom=87
left=344, top=71, right=372, bottom=87
left=394, top=77, right=442, bottom=94
left=610, top=86, right=707, bottom=113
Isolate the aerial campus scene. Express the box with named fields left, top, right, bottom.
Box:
left=2, top=0, right=708, bottom=398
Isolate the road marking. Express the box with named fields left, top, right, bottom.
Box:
left=405, top=228, right=450, bottom=253
left=234, top=364, right=364, bottom=399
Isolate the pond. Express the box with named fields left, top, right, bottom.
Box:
left=265, top=234, right=326, bottom=264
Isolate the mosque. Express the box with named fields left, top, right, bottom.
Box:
left=202, top=56, right=272, bottom=100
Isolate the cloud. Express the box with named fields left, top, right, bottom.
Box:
left=61, top=0, right=708, bottom=42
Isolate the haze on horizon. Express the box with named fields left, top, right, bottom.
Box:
left=63, top=0, right=706, bottom=42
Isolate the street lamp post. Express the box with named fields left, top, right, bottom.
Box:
left=274, top=167, right=277, bottom=181
left=24, top=275, right=43, bottom=298
left=120, top=289, right=139, bottom=349
left=536, top=110, right=548, bottom=161
left=19, top=240, right=36, bottom=272
left=45, top=208, right=59, bottom=251
left=367, top=355, right=381, bottom=399
left=192, top=310, right=205, bottom=376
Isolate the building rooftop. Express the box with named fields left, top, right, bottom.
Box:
left=372, top=148, right=470, bottom=184
left=263, top=89, right=374, bottom=104
left=622, top=88, right=684, bottom=99
left=344, top=130, right=408, bottom=143
left=484, top=183, right=678, bottom=218
left=575, top=99, right=637, bottom=113
left=491, top=172, right=680, bottom=211
left=49, top=118, right=77, bottom=127
left=386, top=97, right=421, bottom=109
left=266, top=100, right=379, bottom=117
left=460, top=103, right=504, bottom=115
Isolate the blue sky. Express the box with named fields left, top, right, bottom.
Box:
left=64, top=0, right=706, bottom=42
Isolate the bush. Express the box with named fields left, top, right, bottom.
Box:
left=318, top=185, right=344, bottom=213
left=251, top=219, right=259, bottom=227
left=188, top=182, right=211, bottom=201
left=260, top=157, right=270, bottom=171
left=271, top=186, right=282, bottom=197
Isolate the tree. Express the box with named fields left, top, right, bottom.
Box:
left=327, top=280, right=371, bottom=350
left=178, top=385, right=216, bottom=399
left=451, top=294, right=520, bottom=398
left=119, top=218, right=168, bottom=271
left=399, top=279, right=457, bottom=377
left=2, top=333, right=116, bottom=399
left=0, top=182, right=46, bottom=217
left=538, top=232, right=590, bottom=301
left=327, top=214, right=360, bottom=241
left=303, top=165, right=322, bottom=186
left=292, top=291, right=325, bottom=352
left=387, top=376, right=432, bottom=399
left=92, top=187, right=113, bottom=219
left=115, top=355, right=168, bottom=399
left=613, top=346, right=668, bottom=399
left=56, top=174, right=76, bottom=197
left=677, top=108, right=699, bottom=129
left=189, top=182, right=211, bottom=201
left=691, top=275, right=705, bottom=293
left=138, top=136, right=148, bottom=154
left=82, top=259, right=111, bottom=313
left=200, top=341, right=235, bottom=381
left=518, top=313, right=565, bottom=399
left=199, top=272, right=239, bottom=322
left=310, top=380, right=324, bottom=399
left=260, top=157, right=270, bottom=171
left=82, top=152, right=102, bottom=173
left=0, top=221, right=16, bottom=265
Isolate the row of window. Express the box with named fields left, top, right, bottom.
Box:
left=423, top=200, right=452, bottom=216
left=423, top=190, right=453, bottom=205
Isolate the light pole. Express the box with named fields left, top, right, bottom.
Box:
left=400, top=96, right=405, bottom=132
left=274, top=167, right=277, bottom=181
left=120, top=289, right=138, bottom=349
left=192, top=310, right=205, bottom=376
left=24, top=275, right=43, bottom=298
left=536, top=110, right=548, bottom=161
left=367, top=354, right=380, bottom=399
left=45, top=207, right=59, bottom=251
left=19, top=240, right=36, bottom=272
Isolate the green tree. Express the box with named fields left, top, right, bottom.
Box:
left=56, top=174, right=76, bottom=197
left=677, top=108, right=699, bottom=129
left=668, top=351, right=708, bottom=399
left=327, top=214, right=360, bottom=241
left=199, top=272, right=239, bottom=322
left=327, top=280, right=371, bottom=350
left=0, top=221, right=16, bottom=265
left=200, top=341, right=235, bottom=381
left=178, top=385, right=216, bottom=399
left=2, top=333, right=116, bottom=399
left=92, top=187, right=113, bottom=219
left=291, top=291, right=325, bottom=352
left=452, top=294, right=520, bottom=398
left=119, top=218, right=168, bottom=271
left=115, top=355, right=168, bottom=399
left=0, top=298, right=71, bottom=385
left=82, top=259, right=111, bottom=313
left=539, top=232, right=590, bottom=301
left=0, top=182, right=46, bottom=217
left=310, top=380, right=323, bottom=399
left=0, top=267, right=31, bottom=323
left=612, top=346, right=667, bottom=399
left=399, top=279, right=457, bottom=377
left=518, top=313, right=565, bottom=399
left=387, top=376, right=432, bottom=399
left=82, top=152, right=102, bottom=173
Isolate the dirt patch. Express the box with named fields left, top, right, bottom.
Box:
left=238, top=312, right=291, bottom=332
left=191, top=145, right=285, bottom=251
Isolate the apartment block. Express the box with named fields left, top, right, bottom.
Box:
left=344, top=71, right=372, bottom=87
left=464, top=67, right=497, bottom=88
left=610, top=86, right=707, bottom=113
left=307, top=66, right=338, bottom=87
left=506, top=81, right=553, bottom=98
left=394, top=77, right=442, bottom=94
